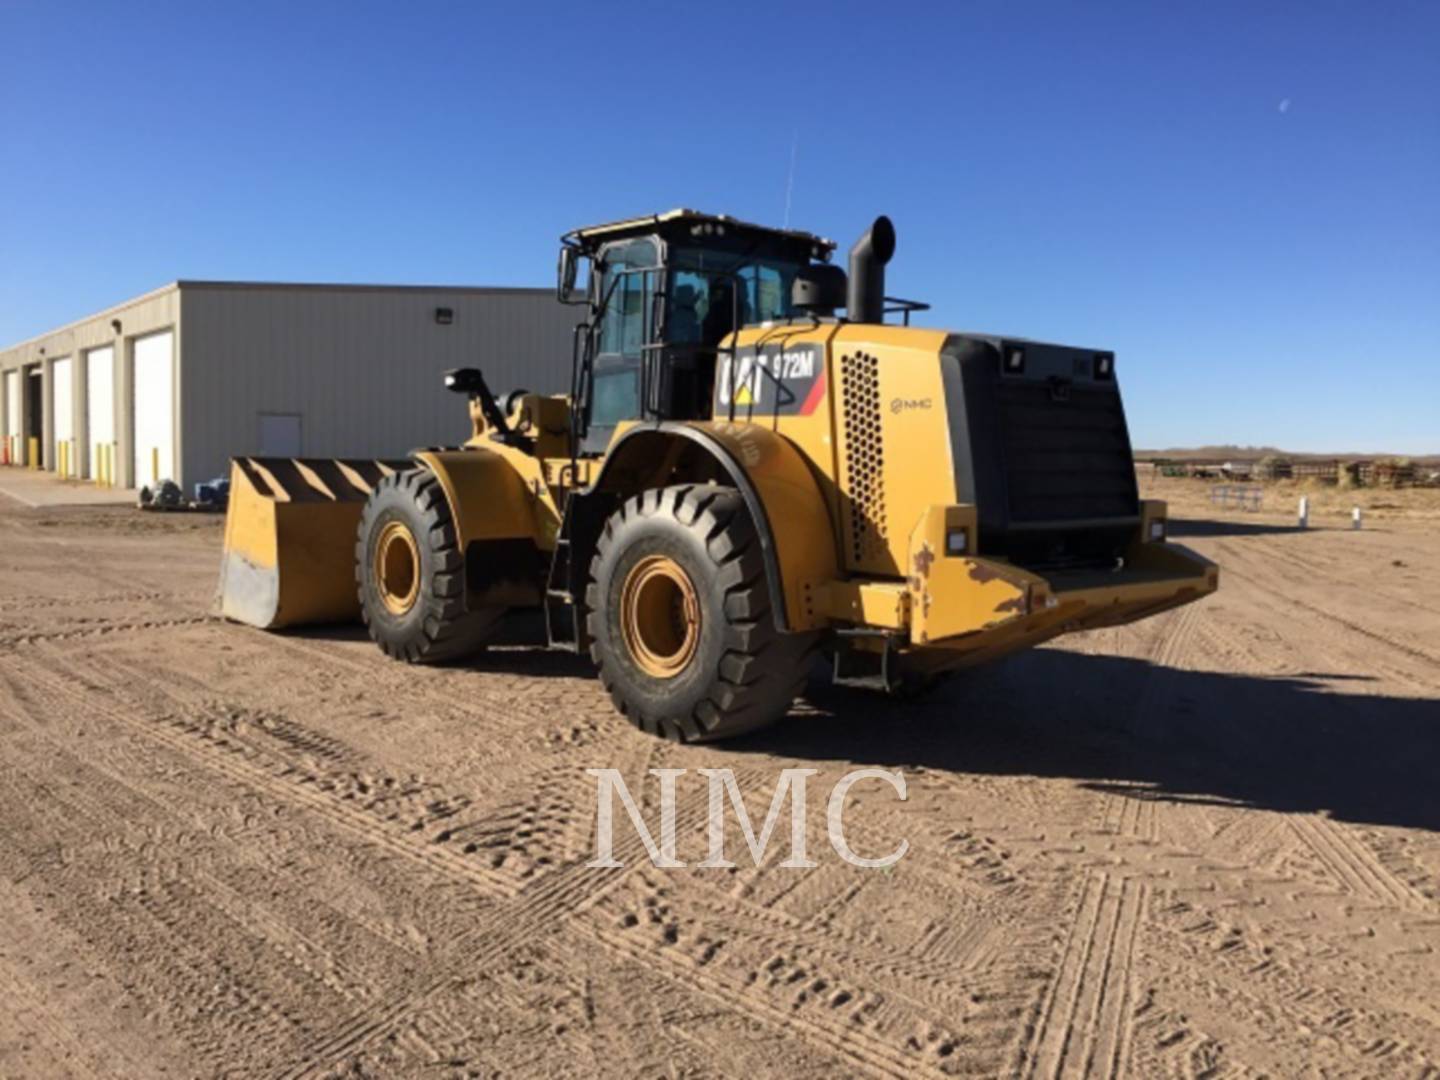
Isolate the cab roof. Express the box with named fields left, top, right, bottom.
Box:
left=563, top=208, right=834, bottom=260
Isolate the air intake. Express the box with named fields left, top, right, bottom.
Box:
left=839, top=350, right=888, bottom=564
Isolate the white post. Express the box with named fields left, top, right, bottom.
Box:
left=1297, top=496, right=1309, bottom=529
left=1352, top=506, right=1362, bottom=530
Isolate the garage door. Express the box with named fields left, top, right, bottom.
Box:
left=52, top=357, right=74, bottom=476
left=132, top=330, right=174, bottom=488
left=4, top=369, right=19, bottom=464
left=86, top=346, right=115, bottom=482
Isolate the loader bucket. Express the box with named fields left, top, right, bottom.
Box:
left=217, top=456, right=409, bottom=630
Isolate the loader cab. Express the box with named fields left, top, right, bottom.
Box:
left=560, top=210, right=834, bottom=456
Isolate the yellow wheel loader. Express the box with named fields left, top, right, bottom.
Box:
left=218, top=210, right=1217, bottom=741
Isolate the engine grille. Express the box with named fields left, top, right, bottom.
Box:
left=839, top=351, right=887, bottom=563
left=996, top=381, right=1137, bottom=523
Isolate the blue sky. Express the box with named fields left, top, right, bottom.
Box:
left=2, top=1, right=1435, bottom=452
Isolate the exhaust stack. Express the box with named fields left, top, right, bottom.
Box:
left=847, top=215, right=896, bottom=324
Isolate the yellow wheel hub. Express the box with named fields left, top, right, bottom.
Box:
left=374, top=520, right=421, bottom=616
left=620, top=555, right=701, bottom=678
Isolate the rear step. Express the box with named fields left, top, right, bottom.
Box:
left=544, top=512, right=583, bottom=652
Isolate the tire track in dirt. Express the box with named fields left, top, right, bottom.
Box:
left=81, top=644, right=607, bottom=891
left=271, top=630, right=602, bottom=722
left=1215, top=542, right=1440, bottom=670
left=0, top=690, right=461, bottom=1036
left=0, top=662, right=452, bottom=966
left=1288, top=814, right=1432, bottom=912
left=1020, top=872, right=1147, bottom=1080
left=0, top=759, right=339, bottom=1072
left=11, top=650, right=519, bottom=900
left=0, top=614, right=216, bottom=647
left=1142, top=894, right=1440, bottom=1076
left=0, top=650, right=623, bottom=1075
left=276, top=788, right=737, bottom=1079
left=1002, top=799, right=1440, bottom=1075
left=10, top=640, right=887, bottom=1078
left=275, top=756, right=1003, bottom=1079
left=0, top=955, right=104, bottom=1080
left=0, top=588, right=190, bottom=614
left=1125, top=599, right=1205, bottom=743
left=595, top=866, right=1029, bottom=1041
left=1275, top=538, right=1440, bottom=619
left=586, top=919, right=919, bottom=1078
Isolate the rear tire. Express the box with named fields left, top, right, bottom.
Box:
left=586, top=485, right=816, bottom=742
left=356, top=469, right=501, bottom=663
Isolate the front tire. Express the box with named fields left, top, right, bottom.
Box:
left=586, top=485, right=815, bottom=742
left=356, top=469, right=501, bottom=663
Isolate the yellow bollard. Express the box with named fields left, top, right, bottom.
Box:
left=58, top=441, right=67, bottom=479
left=152, top=446, right=160, bottom=486
left=29, top=436, right=39, bottom=470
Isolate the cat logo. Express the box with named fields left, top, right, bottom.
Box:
left=717, top=354, right=766, bottom=409
left=716, top=346, right=824, bottom=416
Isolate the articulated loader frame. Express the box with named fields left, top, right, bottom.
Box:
left=215, top=207, right=1219, bottom=738
left=217, top=418, right=1216, bottom=694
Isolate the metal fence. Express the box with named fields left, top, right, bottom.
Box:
left=1209, top=484, right=1263, bottom=511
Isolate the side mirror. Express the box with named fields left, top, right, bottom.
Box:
left=557, top=246, right=586, bottom=305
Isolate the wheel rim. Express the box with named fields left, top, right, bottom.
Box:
left=620, top=555, right=701, bottom=678
left=374, top=520, right=421, bottom=616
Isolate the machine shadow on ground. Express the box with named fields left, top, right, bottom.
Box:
left=1168, top=516, right=1303, bottom=538
left=286, top=619, right=1439, bottom=834
left=286, top=618, right=598, bottom=678
left=737, top=649, right=1440, bottom=835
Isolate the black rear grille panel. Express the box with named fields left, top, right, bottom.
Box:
left=947, top=334, right=1141, bottom=572
left=996, top=381, right=1138, bottom=524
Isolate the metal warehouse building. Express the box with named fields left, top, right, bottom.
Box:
left=0, top=282, right=575, bottom=491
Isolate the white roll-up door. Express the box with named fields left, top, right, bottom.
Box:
left=52, top=357, right=74, bottom=475
left=4, top=370, right=20, bottom=464
left=87, top=346, right=116, bottom=482
left=132, top=330, right=175, bottom=487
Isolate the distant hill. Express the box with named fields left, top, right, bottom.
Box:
left=1136, top=446, right=1439, bottom=465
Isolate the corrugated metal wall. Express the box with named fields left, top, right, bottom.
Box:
left=0, top=285, right=180, bottom=482
left=177, top=284, right=575, bottom=486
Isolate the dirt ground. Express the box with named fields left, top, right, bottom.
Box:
left=1, top=479, right=1438, bottom=1079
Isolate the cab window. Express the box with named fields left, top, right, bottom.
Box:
left=598, top=239, right=658, bottom=358
left=667, top=250, right=799, bottom=346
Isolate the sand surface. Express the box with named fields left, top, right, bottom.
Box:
left=1, top=479, right=1437, bottom=1078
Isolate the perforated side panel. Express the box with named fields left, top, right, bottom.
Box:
left=839, top=351, right=887, bottom=564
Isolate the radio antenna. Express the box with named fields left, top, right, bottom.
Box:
left=783, top=129, right=798, bottom=229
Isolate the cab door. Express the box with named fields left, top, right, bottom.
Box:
left=583, top=237, right=659, bottom=454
